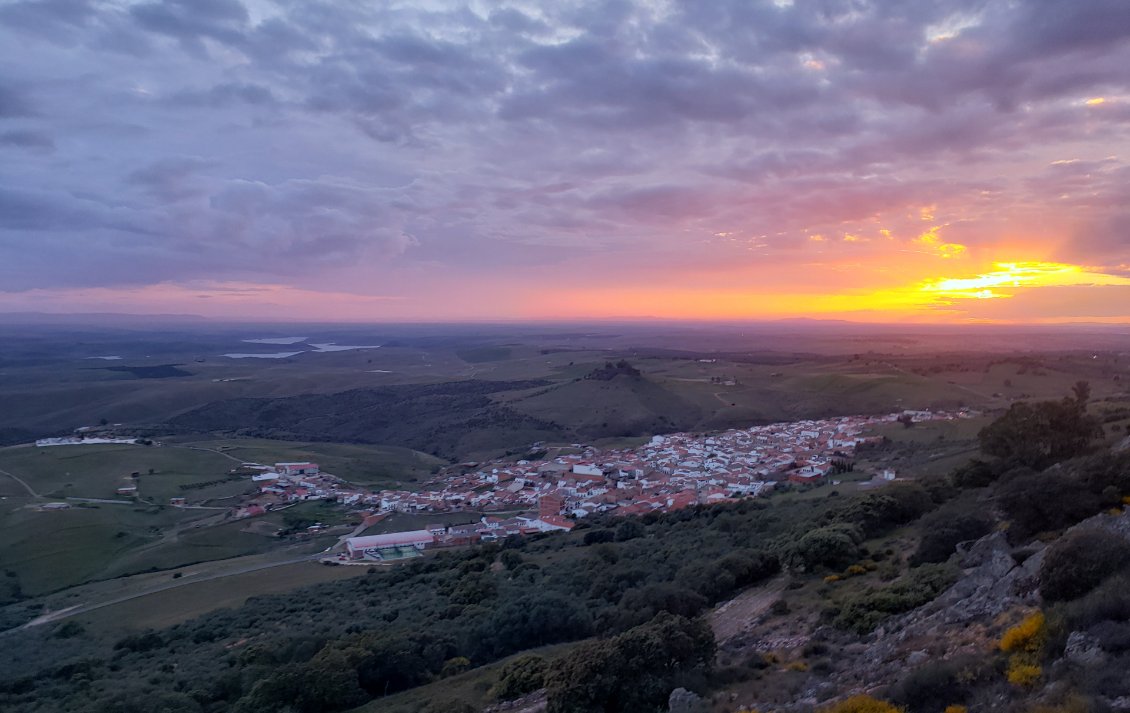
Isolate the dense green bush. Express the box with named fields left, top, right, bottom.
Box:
left=952, top=459, right=1001, bottom=488
left=825, top=485, right=934, bottom=538
left=544, top=612, right=714, bottom=713
left=889, top=655, right=992, bottom=713
left=832, top=564, right=957, bottom=634
left=790, top=526, right=863, bottom=571
left=1041, top=531, right=1130, bottom=602
left=489, top=654, right=548, bottom=701
left=910, top=505, right=995, bottom=565
left=1061, top=574, right=1130, bottom=631
left=978, top=390, right=1101, bottom=469
left=996, top=471, right=1103, bottom=541
left=582, top=529, right=615, bottom=545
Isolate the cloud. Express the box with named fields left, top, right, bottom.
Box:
left=0, top=0, right=1128, bottom=320
left=0, top=129, right=54, bottom=151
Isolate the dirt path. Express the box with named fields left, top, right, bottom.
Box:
left=3, top=554, right=319, bottom=635
left=173, top=444, right=247, bottom=464
left=0, top=466, right=40, bottom=498
left=710, top=575, right=788, bottom=644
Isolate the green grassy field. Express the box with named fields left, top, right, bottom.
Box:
left=95, top=517, right=288, bottom=580
left=76, top=561, right=370, bottom=633
left=0, top=501, right=190, bottom=595
left=170, top=438, right=446, bottom=488
left=0, top=443, right=234, bottom=500
left=0, top=443, right=349, bottom=594
left=361, top=511, right=488, bottom=535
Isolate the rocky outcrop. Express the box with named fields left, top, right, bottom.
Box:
left=822, top=531, right=1045, bottom=692
left=1065, top=506, right=1130, bottom=544
left=1064, top=631, right=1106, bottom=667
left=668, top=687, right=709, bottom=713
left=483, top=690, right=546, bottom=713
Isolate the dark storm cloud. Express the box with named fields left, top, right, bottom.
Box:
left=1, top=0, right=1129, bottom=294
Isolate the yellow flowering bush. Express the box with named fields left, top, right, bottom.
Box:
left=819, top=695, right=904, bottom=713
left=1006, top=660, right=1042, bottom=687
left=1000, top=612, right=1046, bottom=654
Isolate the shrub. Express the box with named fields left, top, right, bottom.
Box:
left=1000, top=611, right=1047, bottom=654
left=582, top=529, right=615, bottom=545
left=544, top=612, right=714, bottom=713
left=889, top=656, right=989, bottom=713
left=833, top=564, right=956, bottom=634
left=910, top=506, right=994, bottom=565
left=1061, top=574, right=1130, bottom=630
left=489, top=655, right=548, bottom=701
left=615, top=519, right=645, bottom=542
left=1005, top=659, right=1041, bottom=687
left=996, top=471, right=1103, bottom=541
left=791, top=527, right=862, bottom=571
left=819, top=694, right=904, bottom=713
left=951, top=459, right=1000, bottom=488
left=978, top=394, right=1100, bottom=469
left=1039, top=530, right=1130, bottom=602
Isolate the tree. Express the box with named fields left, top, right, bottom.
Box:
left=910, top=506, right=994, bottom=565
left=1072, top=380, right=1091, bottom=407
left=615, top=519, right=645, bottom=542
left=544, top=612, right=714, bottom=713
left=489, top=655, right=548, bottom=701
left=996, top=470, right=1102, bottom=541
left=1040, top=530, right=1130, bottom=601
left=789, top=526, right=861, bottom=571
left=978, top=390, right=1101, bottom=468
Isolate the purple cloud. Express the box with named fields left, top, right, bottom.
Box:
left=0, top=0, right=1127, bottom=305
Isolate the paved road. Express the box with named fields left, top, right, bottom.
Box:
left=3, top=554, right=321, bottom=635
left=0, top=466, right=39, bottom=498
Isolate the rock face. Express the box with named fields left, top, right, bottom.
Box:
left=668, top=687, right=709, bottom=713
left=1067, top=506, right=1130, bottom=544
left=483, top=690, right=547, bottom=713
left=824, top=531, right=1046, bottom=693
left=1064, top=631, right=1107, bottom=667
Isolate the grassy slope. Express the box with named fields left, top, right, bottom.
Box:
left=77, top=561, right=370, bottom=634
left=171, top=438, right=446, bottom=488
left=349, top=643, right=577, bottom=713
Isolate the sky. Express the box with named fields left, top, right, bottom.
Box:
left=1, top=0, right=1129, bottom=323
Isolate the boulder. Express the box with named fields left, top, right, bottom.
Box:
left=1064, top=631, right=1107, bottom=667
left=668, top=687, right=708, bottom=713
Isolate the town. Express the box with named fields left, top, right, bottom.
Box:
left=30, top=409, right=971, bottom=562
left=170, top=408, right=970, bottom=562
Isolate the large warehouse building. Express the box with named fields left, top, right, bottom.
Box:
left=346, top=530, right=435, bottom=560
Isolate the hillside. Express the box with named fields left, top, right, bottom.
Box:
left=503, top=373, right=704, bottom=439
left=1, top=391, right=1125, bottom=713
left=166, top=379, right=566, bottom=460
